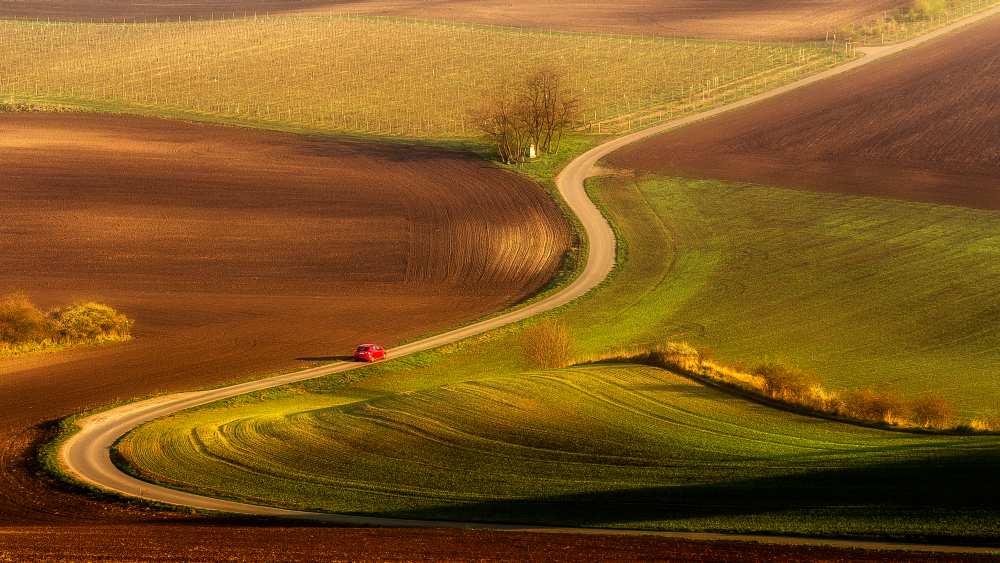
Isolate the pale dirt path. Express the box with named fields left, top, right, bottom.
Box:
left=60, top=4, right=1000, bottom=555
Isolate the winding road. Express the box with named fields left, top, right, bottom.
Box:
left=60, top=5, right=1000, bottom=556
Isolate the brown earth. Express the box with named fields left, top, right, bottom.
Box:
left=0, top=0, right=906, bottom=40
left=606, top=14, right=1000, bottom=209
left=1, top=525, right=995, bottom=562
left=0, top=111, right=568, bottom=532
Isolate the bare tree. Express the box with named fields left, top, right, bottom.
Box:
left=470, top=82, right=532, bottom=164
left=523, top=67, right=580, bottom=155
left=472, top=67, right=580, bottom=163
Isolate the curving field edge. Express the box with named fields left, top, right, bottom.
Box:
left=59, top=5, right=1000, bottom=555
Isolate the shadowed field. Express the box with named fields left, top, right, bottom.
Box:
left=606, top=14, right=1000, bottom=210
left=0, top=112, right=568, bottom=527
left=4, top=525, right=991, bottom=562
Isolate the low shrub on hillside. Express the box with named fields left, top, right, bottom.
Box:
left=0, top=101, right=67, bottom=112
left=753, top=362, right=818, bottom=403
left=0, top=292, right=133, bottom=357
left=50, top=302, right=132, bottom=342
left=653, top=341, right=701, bottom=372
left=522, top=319, right=573, bottom=369
left=839, top=388, right=906, bottom=425
left=966, top=416, right=1000, bottom=433
left=910, top=392, right=955, bottom=428
left=0, top=101, right=31, bottom=112
left=0, top=292, right=51, bottom=344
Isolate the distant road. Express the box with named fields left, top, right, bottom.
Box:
left=61, top=5, right=1000, bottom=555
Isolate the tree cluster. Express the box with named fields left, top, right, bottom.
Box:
left=472, top=67, right=580, bottom=164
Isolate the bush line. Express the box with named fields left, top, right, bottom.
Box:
left=574, top=341, right=1000, bottom=434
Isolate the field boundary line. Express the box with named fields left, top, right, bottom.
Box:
left=59, top=5, right=1000, bottom=554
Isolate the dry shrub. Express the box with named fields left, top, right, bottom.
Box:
left=841, top=388, right=905, bottom=425
left=0, top=292, right=132, bottom=355
left=805, top=385, right=841, bottom=412
left=581, top=340, right=705, bottom=374
left=752, top=362, right=818, bottom=403
left=696, top=346, right=716, bottom=363
left=522, top=319, right=573, bottom=369
left=701, top=360, right=766, bottom=392
left=910, top=393, right=955, bottom=429
left=0, top=292, right=50, bottom=344
left=0, top=101, right=32, bottom=112
left=50, top=302, right=133, bottom=342
left=968, top=416, right=1000, bottom=433
left=654, top=341, right=701, bottom=372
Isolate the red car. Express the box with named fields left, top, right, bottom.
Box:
left=353, top=343, right=386, bottom=363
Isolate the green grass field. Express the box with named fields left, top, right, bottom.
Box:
left=117, top=176, right=1000, bottom=540
left=590, top=178, right=1000, bottom=415
left=0, top=15, right=847, bottom=137
left=120, top=365, right=1000, bottom=540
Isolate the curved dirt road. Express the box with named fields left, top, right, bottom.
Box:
left=60, top=5, right=1000, bottom=555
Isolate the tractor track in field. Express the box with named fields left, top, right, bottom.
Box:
left=59, top=5, right=1000, bottom=556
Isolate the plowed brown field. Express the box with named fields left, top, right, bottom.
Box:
left=0, top=112, right=567, bottom=532
left=1, top=525, right=994, bottom=562
left=607, top=15, right=1000, bottom=209
left=0, top=0, right=905, bottom=40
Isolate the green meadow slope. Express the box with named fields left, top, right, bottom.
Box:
left=120, top=364, right=1000, bottom=539
left=594, top=178, right=1000, bottom=413
left=118, top=176, right=1000, bottom=540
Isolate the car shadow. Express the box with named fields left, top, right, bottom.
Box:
left=296, top=355, right=355, bottom=363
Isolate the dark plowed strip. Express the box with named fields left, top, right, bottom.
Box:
left=607, top=15, right=1000, bottom=209
left=0, top=525, right=994, bottom=562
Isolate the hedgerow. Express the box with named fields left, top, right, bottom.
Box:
left=580, top=341, right=992, bottom=433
